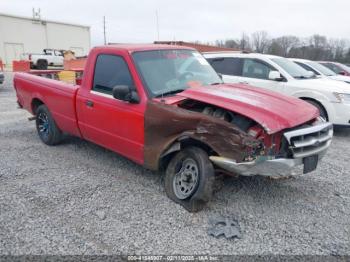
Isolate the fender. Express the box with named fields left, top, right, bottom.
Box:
left=30, top=93, right=46, bottom=114
left=291, top=89, right=331, bottom=103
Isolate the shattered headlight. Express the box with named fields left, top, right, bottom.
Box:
left=333, top=92, right=350, bottom=104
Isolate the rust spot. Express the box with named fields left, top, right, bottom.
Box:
left=144, top=100, right=263, bottom=170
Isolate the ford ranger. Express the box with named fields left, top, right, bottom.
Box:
left=14, top=45, right=333, bottom=212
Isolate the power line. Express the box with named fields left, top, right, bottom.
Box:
left=103, top=16, right=106, bottom=45
left=155, top=10, right=160, bottom=41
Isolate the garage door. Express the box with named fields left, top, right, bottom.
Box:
left=4, top=43, right=24, bottom=65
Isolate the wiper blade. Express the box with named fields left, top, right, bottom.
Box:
left=155, top=89, right=185, bottom=98
left=294, top=75, right=308, bottom=79
left=210, top=82, right=222, bottom=85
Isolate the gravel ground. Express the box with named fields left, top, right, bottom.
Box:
left=0, top=72, right=349, bottom=256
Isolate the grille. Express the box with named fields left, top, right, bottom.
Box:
left=283, top=122, right=333, bottom=158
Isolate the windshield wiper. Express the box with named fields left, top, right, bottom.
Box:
left=155, top=89, right=185, bottom=98
left=210, top=82, right=222, bottom=85
left=294, top=75, right=308, bottom=79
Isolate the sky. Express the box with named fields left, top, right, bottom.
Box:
left=1, top=0, right=349, bottom=47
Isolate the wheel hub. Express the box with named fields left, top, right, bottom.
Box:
left=173, top=158, right=199, bottom=200
left=38, top=112, right=49, bottom=136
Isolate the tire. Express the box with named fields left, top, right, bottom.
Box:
left=37, top=60, right=48, bottom=70
left=305, top=100, right=328, bottom=121
left=164, top=147, right=215, bottom=212
left=35, top=105, right=63, bottom=145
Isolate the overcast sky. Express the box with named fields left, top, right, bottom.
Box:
left=1, top=0, right=349, bottom=46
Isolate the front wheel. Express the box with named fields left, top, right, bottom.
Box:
left=35, top=105, right=63, bottom=145
left=164, top=147, right=215, bottom=212
left=305, top=100, right=328, bottom=121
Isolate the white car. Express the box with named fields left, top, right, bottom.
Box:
left=21, top=49, right=64, bottom=70
left=290, top=58, right=350, bottom=84
left=0, top=71, right=4, bottom=85
left=204, top=52, right=350, bottom=126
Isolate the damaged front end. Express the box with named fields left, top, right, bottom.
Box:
left=210, top=118, right=333, bottom=177
left=144, top=98, right=333, bottom=178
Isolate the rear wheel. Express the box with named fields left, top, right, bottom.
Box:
left=37, top=60, right=48, bottom=70
left=164, top=147, right=215, bottom=212
left=35, top=105, right=63, bottom=145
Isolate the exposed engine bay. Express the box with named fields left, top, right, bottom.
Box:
left=178, top=99, right=257, bottom=132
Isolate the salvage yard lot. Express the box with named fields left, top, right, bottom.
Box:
left=0, top=72, right=349, bottom=255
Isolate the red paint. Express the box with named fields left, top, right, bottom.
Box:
left=179, top=84, right=319, bottom=134
left=14, top=44, right=318, bottom=166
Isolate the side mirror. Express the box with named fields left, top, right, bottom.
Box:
left=112, top=85, right=140, bottom=104
left=268, top=71, right=283, bottom=81
left=339, top=71, right=346, bottom=76
left=306, top=71, right=316, bottom=78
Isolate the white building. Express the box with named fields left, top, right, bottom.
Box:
left=0, top=13, right=91, bottom=65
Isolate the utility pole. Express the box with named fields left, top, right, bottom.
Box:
left=155, top=10, right=160, bottom=41
left=103, top=16, right=107, bottom=45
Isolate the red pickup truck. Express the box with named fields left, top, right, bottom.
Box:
left=14, top=44, right=333, bottom=212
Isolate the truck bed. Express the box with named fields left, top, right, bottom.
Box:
left=14, top=72, right=82, bottom=137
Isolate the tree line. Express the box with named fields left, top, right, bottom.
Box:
left=203, top=31, right=350, bottom=64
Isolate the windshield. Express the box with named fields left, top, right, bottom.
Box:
left=272, top=57, right=312, bottom=79
left=132, top=49, right=222, bottom=97
left=307, top=61, right=336, bottom=76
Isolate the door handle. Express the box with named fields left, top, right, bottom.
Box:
left=85, top=100, right=94, bottom=107
left=239, top=81, right=249, bottom=84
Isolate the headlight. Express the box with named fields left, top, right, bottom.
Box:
left=333, top=92, right=350, bottom=104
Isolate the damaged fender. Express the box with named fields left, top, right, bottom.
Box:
left=143, top=100, right=262, bottom=171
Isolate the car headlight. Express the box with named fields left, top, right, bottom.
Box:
left=333, top=92, right=350, bottom=104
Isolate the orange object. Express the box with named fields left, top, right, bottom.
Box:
left=0, top=59, right=4, bottom=71
left=13, top=60, right=30, bottom=72
left=64, top=58, right=86, bottom=71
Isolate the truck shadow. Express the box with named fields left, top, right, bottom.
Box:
left=333, top=126, right=350, bottom=138
left=61, top=135, right=317, bottom=211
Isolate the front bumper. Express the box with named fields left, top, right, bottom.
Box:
left=210, top=122, right=333, bottom=178
left=326, top=101, right=350, bottom=126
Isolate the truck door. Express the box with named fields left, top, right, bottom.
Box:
left=76, top=53, right=145, bottom=164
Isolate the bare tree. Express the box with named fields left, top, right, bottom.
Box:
left=239, top=32, right=251, bottom=51
left=329, top=39, right=347, bottom=61
left=275, top=36, right=299, bottom=57
left=224, top=39, right=239, bottom=49
left=251, top=31, right=270, bottom=53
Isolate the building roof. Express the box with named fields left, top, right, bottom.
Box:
left=0, top=12, right=90, bottom=29
left=154, top=41, right=240, bottom=53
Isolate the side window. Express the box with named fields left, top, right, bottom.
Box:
left=208, top=57, right=242, bottom=76
left=323, top=63, right=340, bottom=74
left=242, top=59, right=274, bottom=80
left=93, top=54, right=134, bottom=95
left=54, top=50, right=62, bottom=56
left=296, top=62, right=319, bottom=75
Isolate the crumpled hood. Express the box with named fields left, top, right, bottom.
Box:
left=178, top=83, right=319, bottom=134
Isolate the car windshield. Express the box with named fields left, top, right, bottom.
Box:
left=132, top=49, right=222, bottom=97
left=307, top=61, right=336, bottom=76
left=339, top=63, right=350, bottom=72
left=272, top=57, right=313, bottom=79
